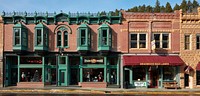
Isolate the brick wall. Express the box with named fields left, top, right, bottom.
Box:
left=180, top=8, right=200, bottom=88
left=0, top=16, right=3, bottom=87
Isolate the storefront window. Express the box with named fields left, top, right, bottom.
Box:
left=196, top=71, right=200, bottom=85
left=20, top=68, right=42, bottom=82
left=108, top=57, right=118, bottom=65
left=133, top=66, right=146, bottom=81
left=83, top=68, right=104, bottom=82
left=163, top=66, right=176, bottom=81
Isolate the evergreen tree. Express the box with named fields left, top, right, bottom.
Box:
left=154, top=0, right=161, bottom=12
left=146, top=5, right=153, bottom=12
left=180, top=0, right=187, bottom=13
left=192, top=0, right=199, bottom=12
left=165, top=2, right=173, bottom=12
left=160, top=5, right=165, bottom=13
left=132, top=6, right=139, bottom=12
left=173, top=3, right=180, bottom=10
left=140, top=4, right=146, bottom=12
left=187, top=0, right=193, bottom=13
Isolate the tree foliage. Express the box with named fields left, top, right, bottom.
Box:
left=165, top=2, right=173, bottom=12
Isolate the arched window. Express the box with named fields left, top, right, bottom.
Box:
left=57, top=31, right=62, bottom=47
left=56, top=26, right=69, bottom=48
left=64, top=31, right=68, bottom=47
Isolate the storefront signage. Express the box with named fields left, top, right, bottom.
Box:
left=140, top=63, right=169, bottom=65
left=83, top=57, right=104, bottom=64
left=134, top=81, right=146, bottom=87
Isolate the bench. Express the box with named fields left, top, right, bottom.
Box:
left=79, top=82, right=107, bottom=88
left=163, top=81, right=178, bottom=89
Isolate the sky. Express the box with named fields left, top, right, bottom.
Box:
left=0, top=0, right=199, bottom=14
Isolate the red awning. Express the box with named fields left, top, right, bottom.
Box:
left=196, top=62, right=200, bottom=71
left=123, top=55, right=184, bottom=66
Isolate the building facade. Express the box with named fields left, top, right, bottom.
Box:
left=2, top=12, right=122, bottom=87
left=0, top=15, right=3, bottom=87
left=121, top=10, right=184, bottom=88
left=3, top=8, right=200, bottom=89
left=180, top=7, right=200, bottom=89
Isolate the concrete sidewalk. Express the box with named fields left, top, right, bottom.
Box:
left=1, top=87, right=200, bottom=94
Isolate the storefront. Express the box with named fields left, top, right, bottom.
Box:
left=123, top=55, right=184, bottom=88
left=4, top=53, right=120, bottom=87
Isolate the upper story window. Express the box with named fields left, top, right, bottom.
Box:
left=196, top=34, right=200, bottom=49
left=56, top=27, right=68, bottom=48
left=130, top=33, right=147, bottom=48
left=14, top=29, right=20, bottom=45
left=185, top=35, right=191, bottom=50
left=152, top=33, right=169, bottom=48
left=34, top=23, right=49, bottom=48
left=98, top=24, right=111, bottom=47
left=13, top=23, right=28, bottom=50
left=81, top=29, right=86, bottom=45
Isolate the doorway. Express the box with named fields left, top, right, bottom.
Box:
left=59, top=69, right=67, bottom=86
left=150, top=66, right=159, bottom=88
left=184, top=73, right=189, bottom=87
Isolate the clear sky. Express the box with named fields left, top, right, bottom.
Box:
left=0, top=0, right=199, bottom=13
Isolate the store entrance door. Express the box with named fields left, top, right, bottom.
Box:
left=184, top=73, right=189, bottom=87
left=150, top=66, right=159, bottom=88
left=59, top=69, right=67, bottom=86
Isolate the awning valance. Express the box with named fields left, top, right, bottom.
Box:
left=123, top=55, right=184, bottom=66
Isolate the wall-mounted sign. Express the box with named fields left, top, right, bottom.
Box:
left=83, top=57, right=104, bottom=64
left=140, top=63, right=169, bottom=65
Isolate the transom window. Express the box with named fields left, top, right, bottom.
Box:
left=196, top=34, right=200, bottom=49
left=185, top=35, right=191, bottom=50
left=130, top=33, right=147, bottom=48
left=56, top=27, right=68, bottom=48
left=152, top=33, right=169, bottom=48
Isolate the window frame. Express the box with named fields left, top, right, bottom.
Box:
left=184, top=34, right=191, bottom=50
left=196, top=34, right=200, bottom=50
left=130, top=33, right=147, bottom=49
left=56, top=28, right=69, bottom=48
left=13, top=28, right=21, bottom=45
left=152, top=33, right=170, bottom=49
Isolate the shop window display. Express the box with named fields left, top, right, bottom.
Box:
left=163, top=66, right=176, bottom=81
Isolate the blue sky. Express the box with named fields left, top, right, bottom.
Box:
left=0, top=0, right=199, bottom=13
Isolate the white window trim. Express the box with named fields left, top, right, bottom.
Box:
left=130, top=33, right=147, bottom=49
left=184, top=34, right=191, bottom=50
left=152, top=33, right=171, bottom=49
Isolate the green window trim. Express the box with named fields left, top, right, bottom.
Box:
left=14, top=28, right=21, bottom=45
left=13, top=23, right=28, bottom=50
left=98, top=24, right=112, bottom=48
left=56, top=26, right=69, bottom=48
left=36, top=29, right=42, bottom=46
left=77, top=23, right=90, bottom=51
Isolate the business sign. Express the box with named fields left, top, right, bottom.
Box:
left=140, top=63, right=169, bottom=65
left=83, top=57, right=104, bottom=64
left=134, top=81, right=146, bottom=87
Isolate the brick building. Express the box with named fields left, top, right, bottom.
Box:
left=1, top=12, right=122, bottom=88
left=0, top=15, right=3, bottom=87
left=180, top=7, right=200, bottom=89
left=121, top=10, right=184, bottom=88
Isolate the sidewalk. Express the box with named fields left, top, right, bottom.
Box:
left=1, top=87, right=200, bottom=94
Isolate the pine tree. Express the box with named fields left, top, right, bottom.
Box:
left=173, top=3, right=180, bottom=11
left=187, top=0, right=193, bottom=13
left=192, top=0, right=199, bottom=12
left=140, top=4, right=146, bottom=12
left=146, top=5, right=153, bottom=12
left=160, top=5, right=165, bottom=13
left=165, top=2, right=173, bottom=12
left=180, top=0, right=187, bottom=13
left=154, top=0, right=161, bottom=12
